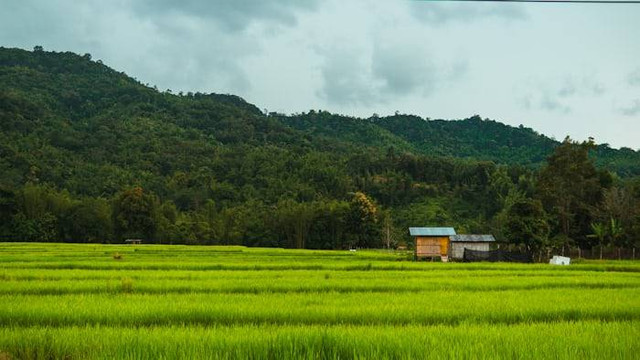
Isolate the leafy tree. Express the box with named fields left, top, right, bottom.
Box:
left=346, top=192, right=380, bottom=248
left=155, top=200, right=180, bottom=243
left=61, top=198, right=112, bottom=242
left=0, top=187, right=16, bottom=239
left=11, top=212, right=57, bottom=242
left=600, top=186, right=635, bottom=248
left=12, top=184, right=75, bottom=242
left=112, top=187, right=157, bottom=241
left=536, top=137, right=612, bottom=249
left=502, top=198, right=550, bottom=253
left=217, top=207, right=244, bottom=245
left=306, top=200, right=349, bottom=249
left=275, top=199, right=315, bottom=249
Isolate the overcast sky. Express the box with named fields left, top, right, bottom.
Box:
left=2, top=0, right=639, bottom=149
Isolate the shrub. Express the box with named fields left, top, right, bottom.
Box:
left=121, top=277, right=133, bottom=293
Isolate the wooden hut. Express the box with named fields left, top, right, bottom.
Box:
left=449, top=234, right=495, bottom=260
left=409, top=227, right=456, bottom=262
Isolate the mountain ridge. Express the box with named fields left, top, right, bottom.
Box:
left=2, top=46, right=637, bottom=147
left=1, top=46, right=639, bottom=190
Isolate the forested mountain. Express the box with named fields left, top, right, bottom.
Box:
left=280, top=112, right=640, bottom=175
left=1, top=47, right=639, bottom=251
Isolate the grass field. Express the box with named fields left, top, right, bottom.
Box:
left=0, top=243, right=639, bottom=359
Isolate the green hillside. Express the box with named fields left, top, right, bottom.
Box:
left=0, top=47, right=639, bottom=250
left=283, top=112, right=640, bottom=175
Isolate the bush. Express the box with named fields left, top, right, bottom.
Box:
left=120, top=277, right=133, bottom=293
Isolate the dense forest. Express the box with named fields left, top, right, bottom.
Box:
left=1, top=47, right=639, bottom=253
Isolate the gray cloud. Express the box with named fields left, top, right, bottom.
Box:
left=143, top=34, right=255, bottom=94
left=521, top=76, right=606, bottom=114
left=317, top=47, right=378, bottom=106
left=371, top=43, right=437, bottom=97
left=124, top=0, right=320, bottom=92
left=628, top=69, right=640, bottom=87
left=409, top=2, right=527, bottom=25
left=557, top=77, right=605, bottom=98
left=520, top=96, right=532, bottom=110
left=133, top=0, right=318, bottom=32
left=556, top=82, right=576, bottom=98
left=317, top=42, right=465, bottom=106
left=540, top=96, right=571, bottom=114
left=620, top=100, right=640, bottom=116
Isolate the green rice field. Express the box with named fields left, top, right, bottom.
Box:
left=0, top=243, right=639, bottom=359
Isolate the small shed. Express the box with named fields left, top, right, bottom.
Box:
left=409, top=227, right=456, bottom=261
left=449, top=234, right=495, bottom=260
left=124, top=239, right=142, bottom=245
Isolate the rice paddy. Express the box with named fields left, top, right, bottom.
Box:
left=1, top=243, right=639, bottom=359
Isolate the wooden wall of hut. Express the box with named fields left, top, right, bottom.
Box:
left=415, top=236, right=449, bottom=258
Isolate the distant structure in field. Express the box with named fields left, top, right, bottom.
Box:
left=408, top=227, right=495, bottom=262
left=449, top=234, right=496, bottom=260
left=409, top=227, right=456, bottom=262
left=124, top=239, right=142, bottom=245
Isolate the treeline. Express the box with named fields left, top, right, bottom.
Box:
left=0, top=184, right=381, bottom=249
left=1, top=138, right=640, bottom=253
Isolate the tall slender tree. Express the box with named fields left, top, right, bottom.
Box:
left=536, top=137, right=612, bottom=249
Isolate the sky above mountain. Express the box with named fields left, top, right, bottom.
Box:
left=2, top=0, right=638, bottom=149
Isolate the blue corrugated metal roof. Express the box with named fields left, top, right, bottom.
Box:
left=409, top=227, right=456, bottom=236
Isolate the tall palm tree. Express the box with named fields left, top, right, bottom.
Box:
left=610, top=218, right=623, bottom=260
left=588, top=222, right=607, bottom=260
